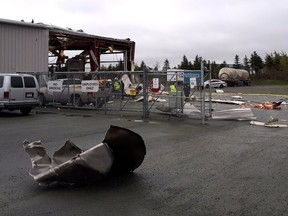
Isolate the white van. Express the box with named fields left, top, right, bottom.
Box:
left=0, top=73, right=40, bottom=115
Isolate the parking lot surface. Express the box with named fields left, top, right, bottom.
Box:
left=0, top=85, right=288, bottom=216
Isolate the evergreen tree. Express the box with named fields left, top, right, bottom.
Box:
left=250, top=51, right=264, bottom=75
left=193, top=55, right=202, bottom=70
left=278, top=52, right=288, bottom=68
left=243, top=55, right=250, bottom=72
left=211, top=61, right=219, bottom=78
left=219, top=61, right=228, bottom=69
left=115, top=59, right=124, bottom=71
left=134, top=61, right=146, bottom=71
left=277, top=52, right=288, bottom=80
left=134, top=63, right=140, bottom=71
left=107, top=64, right=113, bottom=71
left=100, top=64, right=107, bottom=71
left=233, top=54, right=241, bottom=69
left=139, top=61, right=147, bottom=71
left=162, top=58, right=170, bottom=71
left=265, top=54, right=274, bottom=69
left=153, top=61, right=159, bottom=71
left=273, top=51, right=281, bottom=71
left=203, top=59, right=208, bottom=70
left=178, top=55, right=189, bottom=70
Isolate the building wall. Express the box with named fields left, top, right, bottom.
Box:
left=0, top=22, right=48, bottom=73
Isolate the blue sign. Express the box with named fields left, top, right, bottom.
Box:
left=183, top=71, right=202, bottom=84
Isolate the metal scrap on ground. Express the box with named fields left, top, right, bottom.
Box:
left=23, top=125, right=146, bottom=186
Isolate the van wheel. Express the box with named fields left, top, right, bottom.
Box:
left=39, top=94, right=46, bottom=107
left=72, top=95, right=83, bottom=107
left=20, top=108, right=32, bottom=115
left=96, top=97, right=105, bottom=108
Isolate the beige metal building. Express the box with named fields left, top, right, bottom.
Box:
left=0, top=18, right=48, bottom=73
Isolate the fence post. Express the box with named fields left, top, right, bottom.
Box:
left=208, top=61, right=212, bottom=117
left=143, top=68, right=149, bottom=118
left=201, top=62, right=206, bottom=124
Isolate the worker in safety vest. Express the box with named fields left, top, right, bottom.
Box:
left=113, top=77, right=121, bottom=99
left=169, top=83, right=177, bottom=93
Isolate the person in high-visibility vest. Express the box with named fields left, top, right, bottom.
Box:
left=169, top=83, right=176, bottom=93
left=113, top=77, right=121, bottom=99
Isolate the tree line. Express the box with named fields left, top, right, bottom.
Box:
left=101, top=51, right=288, bottom=81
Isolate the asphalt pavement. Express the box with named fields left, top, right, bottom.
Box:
left=0, top=85, right=288, bottom=216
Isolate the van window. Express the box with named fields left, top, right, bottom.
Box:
left=24, top=77, right=36, bottom=88
left=0, top=76, right=3, bottom=88
left=11, top=77, right=23, bottom=88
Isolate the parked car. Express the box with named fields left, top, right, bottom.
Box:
left=204, top=79, right=227, bottom=88
left=39, top=78, right=110, bottom=108
left=0, top=73, right=40, bottom=115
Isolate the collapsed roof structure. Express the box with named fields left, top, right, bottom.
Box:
left=48, top=24, right=135, bottom=72
left=0, top=18, right=135, bottom=74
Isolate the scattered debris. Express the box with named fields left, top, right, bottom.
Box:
left=156, top=102, right=201, bottom=117
left=253, top=101, right=282, bottom=109
left=208, top=99, right=246, bottom=105
left=215, top=89, right=224, bottom=93
left=23, top=125, right=146, bottom=186
left=212, top=108, right=256, bottom=121
left=231, top=95, right=243, bottom=100
left=250, top=119, right=288, bottom=128
left=208, top=97, right=284, bottom=109
left=134, top=96, right=166, bottom=102
left=182, top=103, right=201, bottom=117
left=156, top=102, right=170, bottom=112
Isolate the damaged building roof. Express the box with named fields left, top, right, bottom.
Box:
left=0, top=18, right=135, bottom=72
left=0, top=17, right=134, bottom=48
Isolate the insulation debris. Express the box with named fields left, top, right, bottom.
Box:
left=156, top=102, right=201, bottom=117
left=210, top=99, right=246, bottom=105
left=250, top=117, right=288, bottom=128
left=135, top=96, right=166, bottom=102
left=212, top=108, right=256, bottom=121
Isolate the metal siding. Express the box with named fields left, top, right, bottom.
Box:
left=0, top=23, right=48, bottom=73
left=0, top=24, right=11, bottom=71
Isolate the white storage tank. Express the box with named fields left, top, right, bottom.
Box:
left=219, top=68, right=238, bottom=80
left=236, top=69, right=249, bottom=80
left=218, top=67, right=250, bottom=86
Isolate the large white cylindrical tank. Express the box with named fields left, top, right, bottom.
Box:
left=219, top=68, right=249, bottom=80
left=236, top=69, right=249, bottom=80
left=219, top=68, right=238, bottom=80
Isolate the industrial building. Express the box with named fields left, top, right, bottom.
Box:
left=0, top=18, right=136, bottom=75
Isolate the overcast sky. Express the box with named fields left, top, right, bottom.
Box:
left=1, top=0, right=288, bottom=68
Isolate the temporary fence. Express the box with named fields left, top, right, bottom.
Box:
left=27, top=68, right=212, bottom=124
